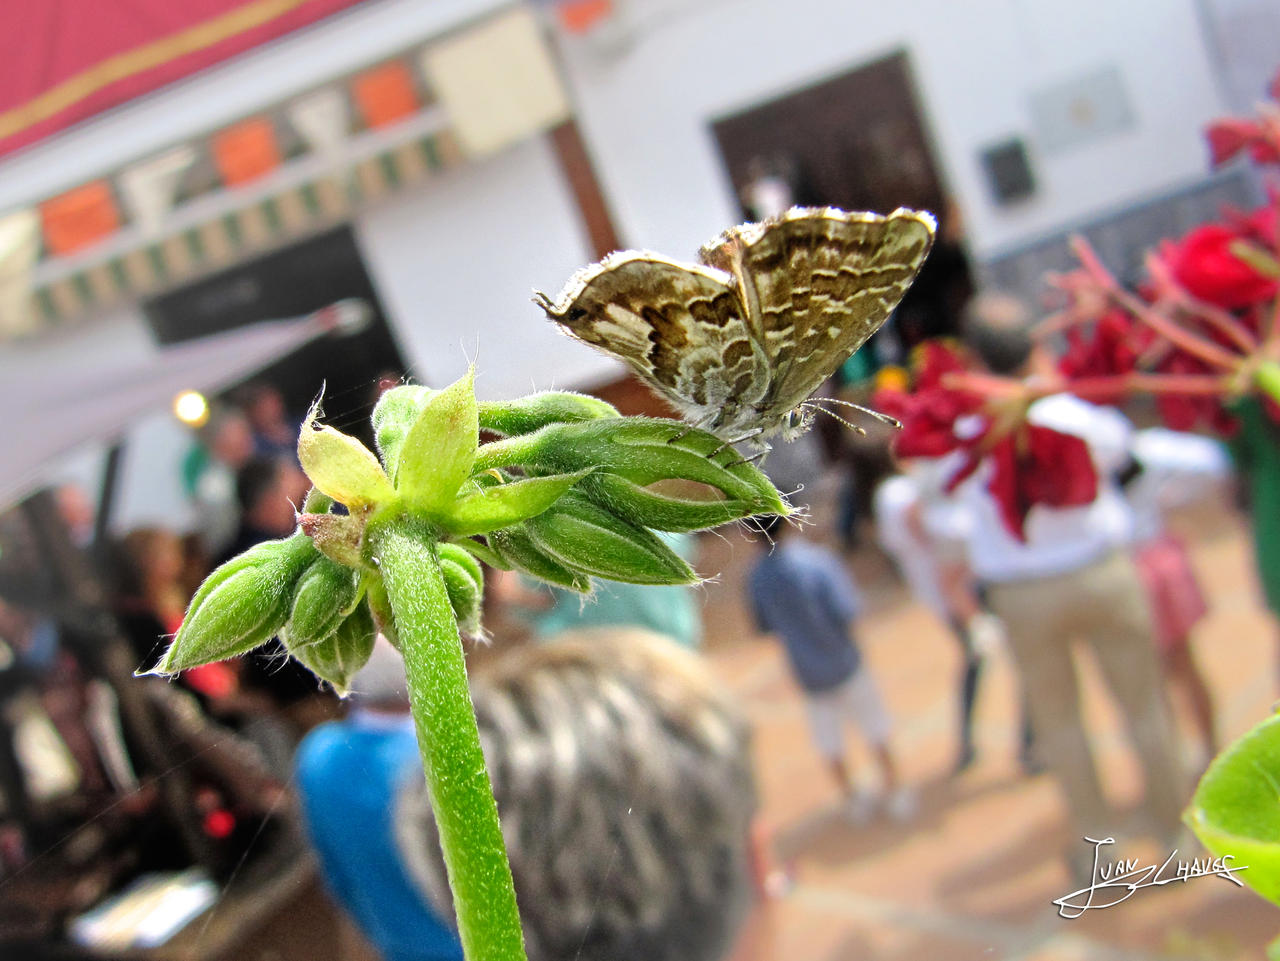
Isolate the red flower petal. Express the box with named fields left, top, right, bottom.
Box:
left=1162, top=224, right=1279, bottom=310
left=1206, top=118, right=1260, bottom=167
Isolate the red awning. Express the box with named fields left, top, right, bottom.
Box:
left=0, top=0, right=373, bottom=159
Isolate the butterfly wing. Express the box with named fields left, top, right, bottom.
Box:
left=700, top=207, right=936, bottom=429
left=535, top=251, right=770, bottom=429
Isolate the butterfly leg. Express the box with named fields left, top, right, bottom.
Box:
left=666, top=412, right=719, bottom=446
left=707, top=427, right=765, bottom=459
left=722, top=449, right=770, bottom=468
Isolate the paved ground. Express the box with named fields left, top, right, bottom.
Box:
left=700, top=479, right=1279, bottom=961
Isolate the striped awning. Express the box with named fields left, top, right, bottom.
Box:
left=8, top=3, right=569, bottom=336
left=30, top=122, right=463, bottom=327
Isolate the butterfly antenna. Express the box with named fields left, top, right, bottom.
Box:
left=811, top=396, right=902, bottom=429
left=804, top=403, right=867, bottom=436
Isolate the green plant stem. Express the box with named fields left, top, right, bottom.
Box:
left=1256, top=360, right=1280, bottom=408
left=372, top=520, right=526, bottom=961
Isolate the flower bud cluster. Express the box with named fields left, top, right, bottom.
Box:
left=156, top=370, right=789, bottom=687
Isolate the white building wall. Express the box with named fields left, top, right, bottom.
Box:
left=353, top=135, right=620, bottom=399
left=554, top=0, right=1229, bottom=261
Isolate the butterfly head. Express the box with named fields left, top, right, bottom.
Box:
left=777, top=406, right=816, bottom=442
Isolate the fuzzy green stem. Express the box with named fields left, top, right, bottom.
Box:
left=372, top=520, right=526, bottom=961
left=1255, top=361, right=1280, bottom=407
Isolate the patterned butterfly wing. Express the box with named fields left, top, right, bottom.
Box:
left=535, top=251, right=770, bottom=429
left=700, top=207, right=936, bottom=434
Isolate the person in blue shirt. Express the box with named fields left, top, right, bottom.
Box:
left=747, top=515, right=915, bottom=822
left=294, top=641, right=463, bottom=961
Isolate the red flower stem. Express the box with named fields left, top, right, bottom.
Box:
left=1111, top=288, right=1242, bottom=371
left=1170, top=291, right=1259, bottom=354
left=1032, top=310, right=1093, bottom=340
left=1108, top=373, right=1229, bottom=396
left=1264, top=296, right=1280, bottom=350
left=1070, top=234, right=1241, bottom=370
left=945, top=370, right=1230, bottom=404
left=940, top=371, right=1026, bottom=399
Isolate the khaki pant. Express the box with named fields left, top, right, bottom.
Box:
left=986, top=550, right=1184, bottom=843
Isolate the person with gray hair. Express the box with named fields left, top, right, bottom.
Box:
left=297, top=629, right=758, bottom=961
left=396, top=627, right=758, bottom=961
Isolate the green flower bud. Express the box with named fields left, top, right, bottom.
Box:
left=299, top=404, right=395, bottom=509
left=154, top=534, right=317, bottom=674
left=365, top=575, right=399, bottom=648
left=281, top=556, right=361, bottom=651
left=578, top=471, right=764, bottom=532
left=438, top=541, right=484, bottom=587
left=525, top=491, right=695, bottom=585
left=371, top=384, right=435, bottom=480
left=478, top=391, right=619, bottom=437
left=290, top=601, right=377, bottom=695
left=438, top=544, right=484, bottom=637
left=398, top=370, right=478, bottom=514
left=486, top=527, right=591, bottom=593
left=476, top=417, right=788, bottom=516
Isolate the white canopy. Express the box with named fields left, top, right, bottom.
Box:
left=1, top=302, right=363, bottom=511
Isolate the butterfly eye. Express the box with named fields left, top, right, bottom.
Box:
left=567, top=307, right=588, bottom=322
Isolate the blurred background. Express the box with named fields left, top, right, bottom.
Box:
left=1, top=1, right=1279, bottom=959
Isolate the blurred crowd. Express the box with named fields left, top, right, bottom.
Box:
left=0, top=267, right=1266, bottom=961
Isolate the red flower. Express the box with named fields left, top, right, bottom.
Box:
left=1059, top=310, right=1150, bottom=401
left=881, top=339, right=985, bottom=459
left=947, top=423, right=1099, bottom=542
left=1206, top=118, right=1265, bottom=167
left=1161, top=224, right=1279, bottom=310
left=911, top=339, right=971, bottom=391
left=1154, top=352, right=1240, bottom=435
left=884, top=388, right=975, bottom=458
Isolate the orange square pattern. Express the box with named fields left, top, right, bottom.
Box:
left=40, top=181, right=120, bottom=256
left=213, top=118, right=282, bottom=187
left=354, top=61, right=419, bottom=129
left=557, top=0, right=612, bottom=33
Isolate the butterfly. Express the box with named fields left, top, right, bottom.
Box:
left=534, top=206, right=936, bottom=446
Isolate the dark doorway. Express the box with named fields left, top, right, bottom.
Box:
left=712, top=50, right=946, bottom=221
left=143, top=227, right=405, bottom=433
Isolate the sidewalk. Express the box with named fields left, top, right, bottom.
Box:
left=700, top=492, right=1277, bottom=961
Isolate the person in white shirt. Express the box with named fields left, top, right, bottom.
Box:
left=873, top=459, right=1036, bottom=774
left=1123, top=427, right=1230, bottom=765
left=954, top=293, right=1185, bottom=864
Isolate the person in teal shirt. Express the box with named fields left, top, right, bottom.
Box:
left=523, top=532, right=703, bottom=649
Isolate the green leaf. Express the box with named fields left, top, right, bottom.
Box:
left=441, top=469, right=593, bottom=537
left=1185, top=711, right=1280, bottom=906
left=397, top=369, right=479, bottom=513
left=298, top=404, right=395, bottom=508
